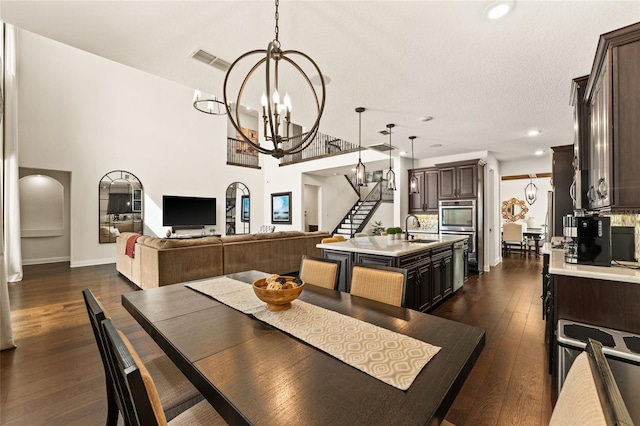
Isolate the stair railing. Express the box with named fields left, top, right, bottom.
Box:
left=332, top=180, right=384, bottom=236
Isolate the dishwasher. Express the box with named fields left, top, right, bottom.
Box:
left=452, top=240, right=465, bottom=292
left=557, top=319, right=640, bottom=423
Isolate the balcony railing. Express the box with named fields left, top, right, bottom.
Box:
left=227, top=131, right=358, bottom=168
left=279, top=132, right=358, bottom=165
left=227, top=138, right=260, bottom=169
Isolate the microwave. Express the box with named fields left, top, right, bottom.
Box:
left=576, top=216, right=611, bottom=267
left=439, top=200, right=476, bottom=232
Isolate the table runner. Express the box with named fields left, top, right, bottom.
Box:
left=186, top=277, right=440, bottom=390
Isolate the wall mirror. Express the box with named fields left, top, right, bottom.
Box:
left=225, top=182, right=250, bottom=235
left=501, top=197, right=529, bottom=222
left=99, top=170, right=143, bottom=243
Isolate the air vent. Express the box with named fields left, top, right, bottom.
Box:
left=379, top=129, right=390, bottom=135
left=367, top=143, right=397, bottom=152
left=190, top=48, right=231, bottom=72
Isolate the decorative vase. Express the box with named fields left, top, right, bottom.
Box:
left=388, top=234, right=395, bottom=243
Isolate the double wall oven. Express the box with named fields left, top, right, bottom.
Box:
left=439, top=200, right=478, bottom=271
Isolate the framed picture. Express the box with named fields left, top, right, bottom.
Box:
left=241, top=195, right=250, bottom=222
left=271, top=192, right=292, bottom=224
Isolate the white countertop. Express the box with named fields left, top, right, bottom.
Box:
left=317, top=235, right=467, bottom=257
left=547, top=243, right=640, bottom=284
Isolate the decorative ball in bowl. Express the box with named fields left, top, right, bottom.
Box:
left=252, top=275, right=305, bottom=311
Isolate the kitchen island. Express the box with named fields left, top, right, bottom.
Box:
left=317, top=235, right=467, bottom=312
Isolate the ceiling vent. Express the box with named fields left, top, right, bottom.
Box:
left=190, top=48, right=231, bottom=72
left=367, top=143, right=397, bottom=152
left=378, top=129, right=390, bottom=136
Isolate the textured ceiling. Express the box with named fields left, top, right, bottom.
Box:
left=2, top=1, right=639, bottom=162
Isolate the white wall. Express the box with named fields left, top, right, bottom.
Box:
left=17, top=29, right=265, bottom=266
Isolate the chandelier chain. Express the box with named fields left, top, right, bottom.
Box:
left=274, top=0, right=280, bottom=43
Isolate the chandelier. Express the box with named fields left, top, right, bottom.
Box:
left=355, top=107, right=366, bottom=186
left=223, top=0, right=326, bottom=159
left=525, top=175, right=538, bottom=205
left=386, top=124, right=396, bottom=191
left=193, top=90, right=226, bottom=115
left=409, top=136, right=419, bottom=194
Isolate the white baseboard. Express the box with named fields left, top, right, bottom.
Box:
left=22, top=256, right=70, bottom=266
left=70, top=258, right=116, bottom=268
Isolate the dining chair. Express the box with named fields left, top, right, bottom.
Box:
left=550, top=338, right=633, bottom=426
left=299, top=255, right=341, bottom=290
left=333, top=235, right=346, bottom=241
left=350, top=263, right=408, bottom=307
left=321, top=237, right=340, bottom=244
left=502, top=222, right=525, bottom=256
left=100, top=318, right=227, bottom=426
left=82, top=289, right=203, bottom=425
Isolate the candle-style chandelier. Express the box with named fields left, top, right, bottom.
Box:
left=223, top=0, right=326, bottom=159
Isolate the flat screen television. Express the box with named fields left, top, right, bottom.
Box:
left=162, top=195, right=216, bottom=229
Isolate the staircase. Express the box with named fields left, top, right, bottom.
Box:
left=333, top=199, right=381, bottom=237
left=332, top=179, right=393, bottom=237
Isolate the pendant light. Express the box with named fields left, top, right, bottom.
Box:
left=355, top=107, right=366, bottom=186
left=525, top=175, right=538, bottom=205
left=223, top=0, right=326, bottom=159
left=409, top=136, right=419, bottom=194
left=386, top=124, right=396, bottom=191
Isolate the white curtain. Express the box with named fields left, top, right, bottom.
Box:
left=1, top=22, right=18, bottom=350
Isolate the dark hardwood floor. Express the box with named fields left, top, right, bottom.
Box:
left=1, top=254, right=552, bottom=425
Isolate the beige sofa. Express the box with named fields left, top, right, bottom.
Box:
left=116, top=230, right=331, bottom=289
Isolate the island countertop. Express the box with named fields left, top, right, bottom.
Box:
left=317, top=234, right=467, bottom=257
left=543, top=242, right=640, bottom=284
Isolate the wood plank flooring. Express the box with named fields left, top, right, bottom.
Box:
left=1, top=255, right=552, bottom=425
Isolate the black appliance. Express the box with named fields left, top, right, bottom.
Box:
left=576, top=216, right=611, bottom=267
left=612, top=226, right=636, bottom=262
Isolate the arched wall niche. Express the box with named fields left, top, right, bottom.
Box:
left=19, top=174, right=64, bottom=237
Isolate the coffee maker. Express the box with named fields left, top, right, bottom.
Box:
left=576, top=216, right=611, bottom=266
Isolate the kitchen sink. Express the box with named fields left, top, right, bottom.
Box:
left=410, top=239, right=440, bottom=244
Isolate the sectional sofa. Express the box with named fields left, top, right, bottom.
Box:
left=116, top=230, right=331, bottom=289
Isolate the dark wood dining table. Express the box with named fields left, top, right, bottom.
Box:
left=122, top=270, right=485, bottom=426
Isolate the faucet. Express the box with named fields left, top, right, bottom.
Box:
left=405, top=214, right=420, bottom=240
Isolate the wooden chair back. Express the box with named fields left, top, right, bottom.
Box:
left=102, top=318, right=165, bottom=426
left=350, top=263, right=407, bottom=307
left=299, top=255, right=341, bottom=290
left=82, top=288, right=121, bottom=426
left=550, top=338, right=633, bottom=426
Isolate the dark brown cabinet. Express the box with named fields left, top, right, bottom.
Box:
left=551, top=145, right=574, bottom=237
left=408, top=168, right=438, bottom=213
left=584, top=22, right=640, bottom=212
left=570, top=75, right=590, bottom=210
left=437, top=162, right=478, bottom=200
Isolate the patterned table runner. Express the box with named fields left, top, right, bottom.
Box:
left=186, top=277, right=440, bottom=390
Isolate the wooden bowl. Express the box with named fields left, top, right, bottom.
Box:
left=252, top=276, right=305, bottom=311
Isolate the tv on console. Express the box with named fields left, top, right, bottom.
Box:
left=162, top=195, right=216, bottom=229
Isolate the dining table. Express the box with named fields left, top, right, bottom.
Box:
left=121, top=270, right=485, bottom=426
left=523, top=228, right=545, bottom=257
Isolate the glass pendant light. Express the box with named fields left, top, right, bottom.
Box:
left=355, top=107, right=366, bottom=186
left=386, top=124, right=396, bottom=191
left=525, top=175, right=538, bottom=205
left=409, top=136, right=419, bottom=194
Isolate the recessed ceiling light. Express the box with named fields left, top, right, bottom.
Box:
left=400, top=151, right=408, bottom=156
left=430, top=144, right=442, bottom=148
left=351, top=168, right=356, bottom=171
left=527, top=130, right=541, bottom=137
left=486, top=1, right=513, bottom=20
left=420, top=116, right=434, bottom=122
left=535, top=150, right=544, bottom=156
left=310, top=74, right=331, bottom=86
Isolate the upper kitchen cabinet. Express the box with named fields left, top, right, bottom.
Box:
left=584, top=22, right=640, bottom=212
left=570, top=75, right=590, bottom=210
left=436, top=160, right=484, bottom=200
left=551, top=145, right=575, bottom=237
left=408, top=168, right=438, bottom=214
